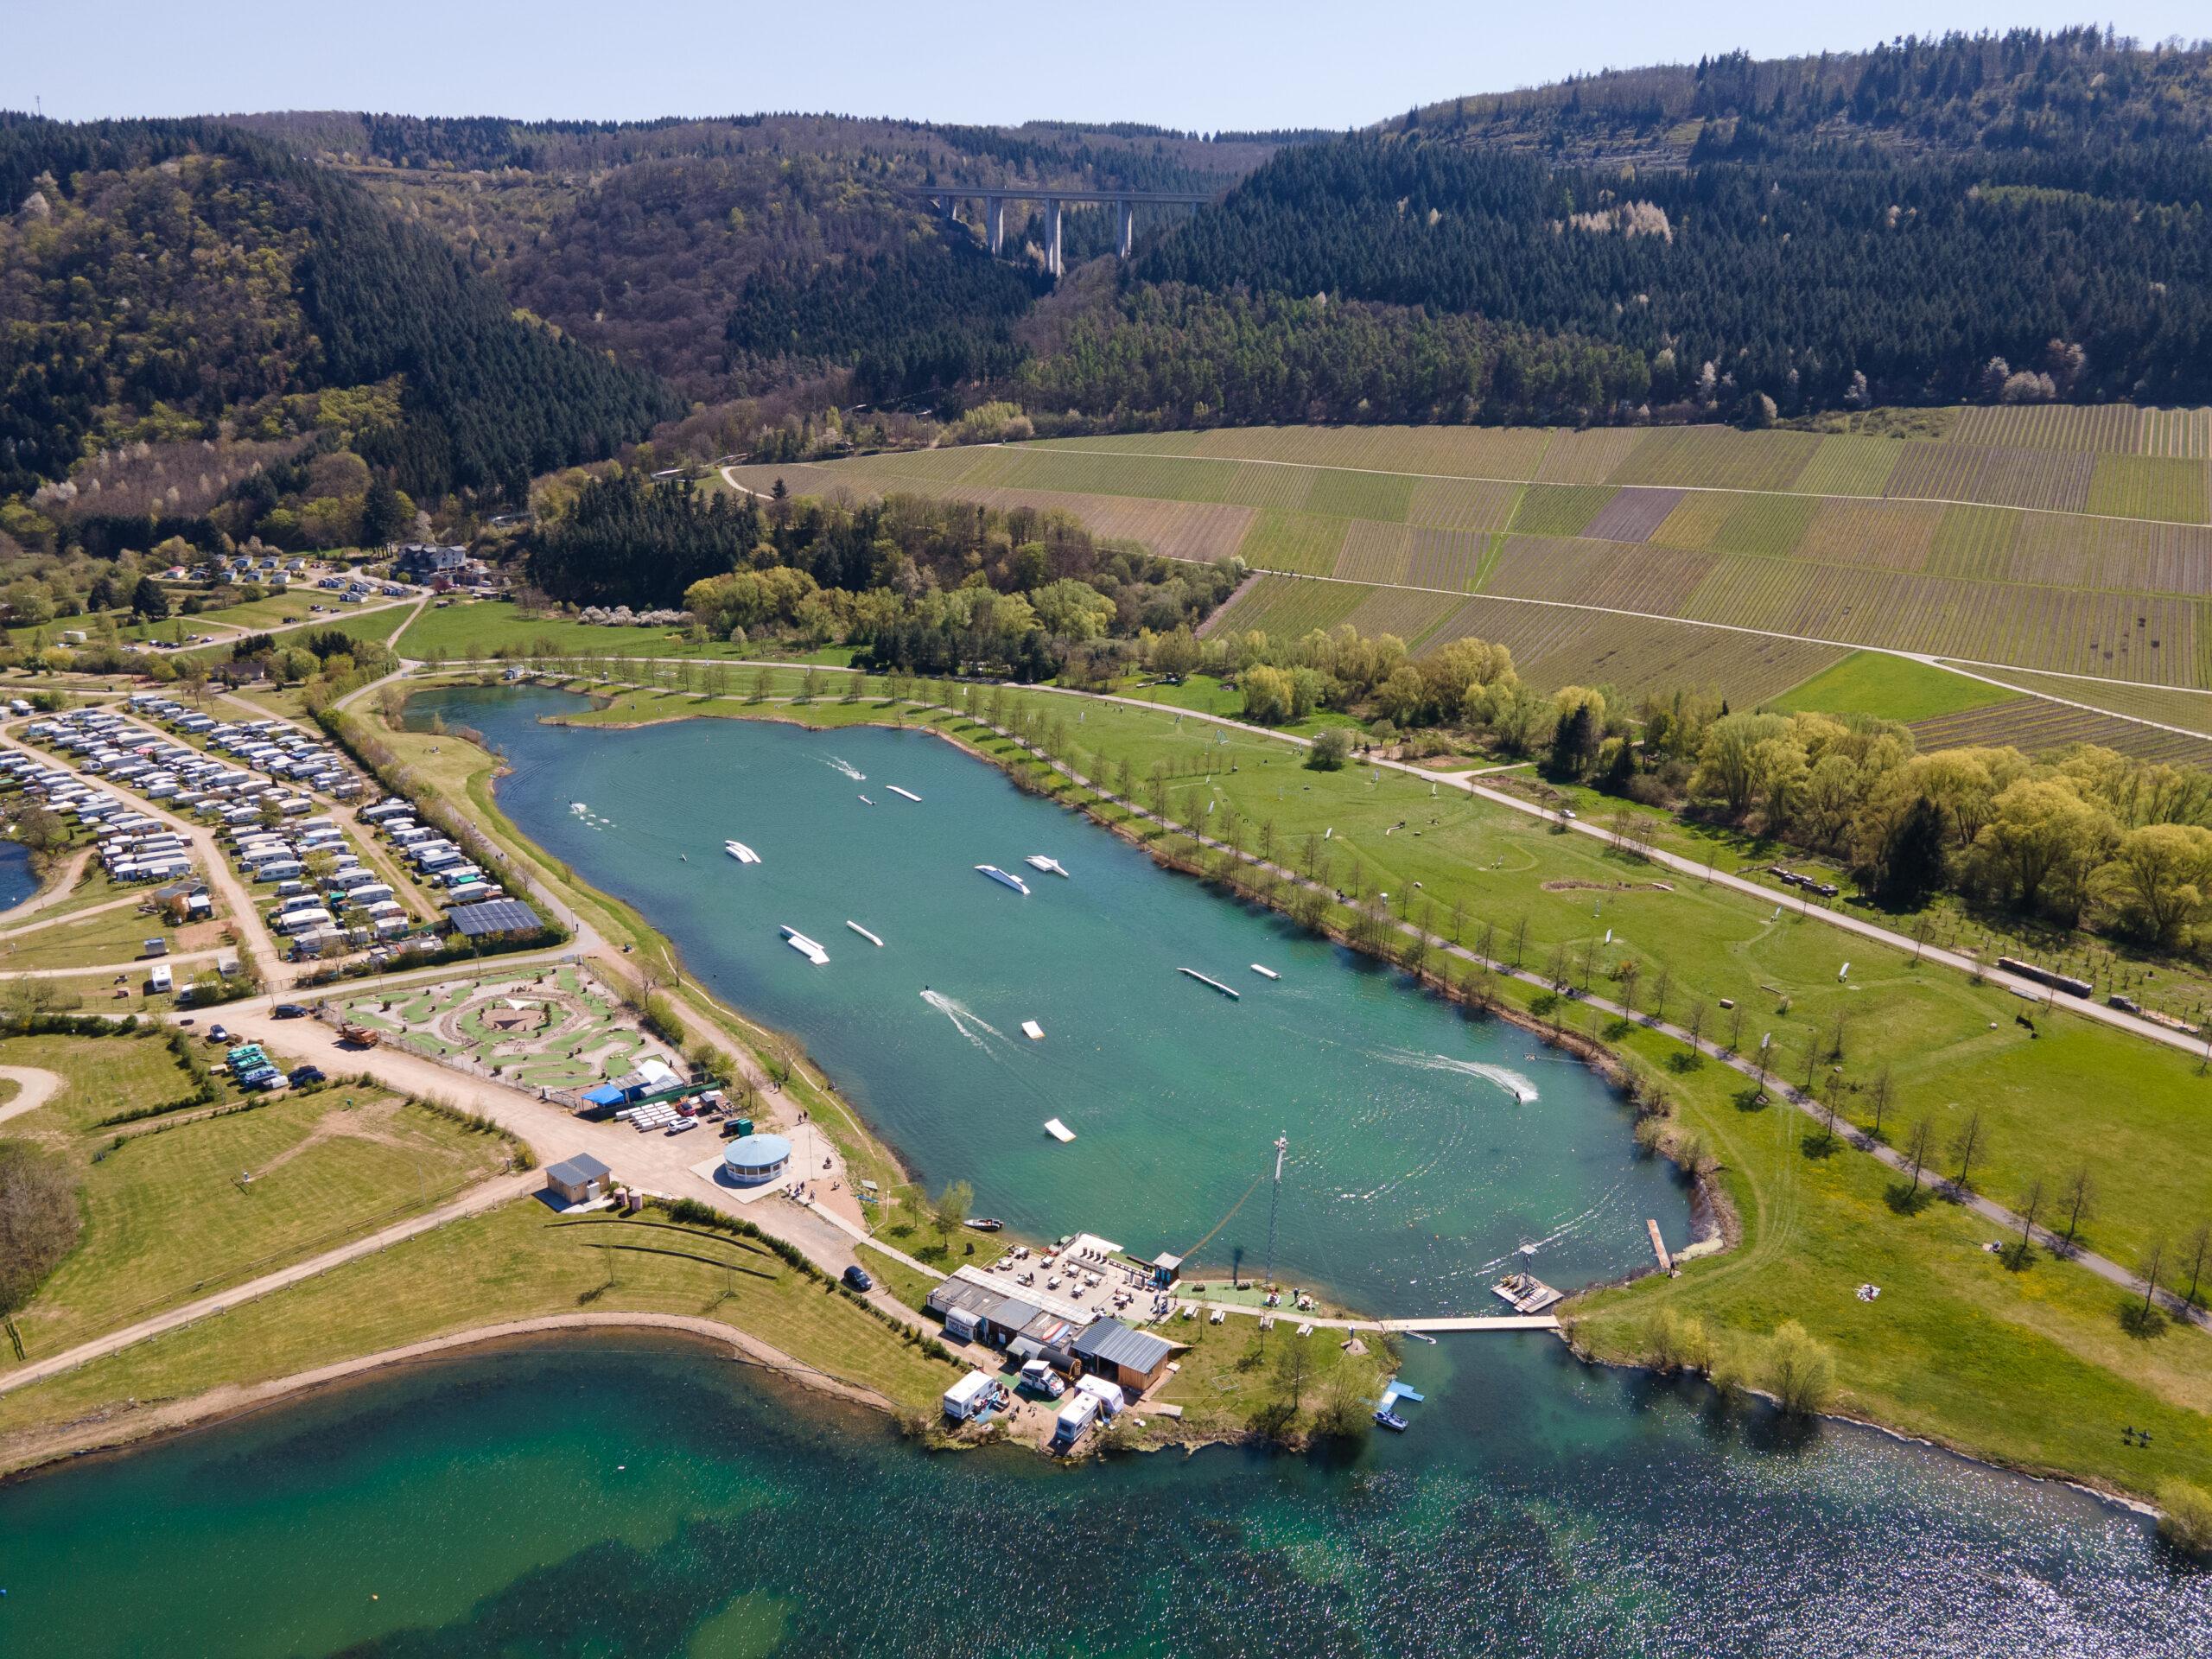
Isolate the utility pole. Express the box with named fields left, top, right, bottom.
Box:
left=1262, top=1134, right=1287, bottom=1290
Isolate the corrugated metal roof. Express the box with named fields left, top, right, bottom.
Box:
left=1071, top=1318, right=1174, bottom=1374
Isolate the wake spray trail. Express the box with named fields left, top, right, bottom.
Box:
left=919, top=988, right=1005, bottom=1050
left=1472, top=1177, right=1632, bottom=1274
left=1374, top=1046, right=1541, bottom=1104
left=823, top=754, right=867, bottom=781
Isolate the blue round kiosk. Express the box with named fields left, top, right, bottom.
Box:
left=721, top=1132, right=794, bottom=1187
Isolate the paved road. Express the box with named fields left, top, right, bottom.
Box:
left=0, top=732, right=286, bottom=986
left=993, top=730, right=2203, bottom=1323
left=183, top=997, right=926, bottom=1332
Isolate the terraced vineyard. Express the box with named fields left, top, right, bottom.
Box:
left=729, top=407, right=2212, bottom=743
left=1908, top=700, right=2212, bottom=768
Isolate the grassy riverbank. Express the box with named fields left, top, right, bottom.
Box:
left=0, top=1198, right=960, bottom=1472
left=480, top=664, right=2212, bottom=1503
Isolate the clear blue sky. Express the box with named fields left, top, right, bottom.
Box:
left=6, top=3, right=2206, bottom=130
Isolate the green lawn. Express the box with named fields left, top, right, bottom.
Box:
left=543, top=675, right=2212, bottom=1269
left=1567, top=1002, right=2212, bottom=1499
left=346, top=669, right=2212, bottom=1498
left=1766, top=650, right=2014, bottom=722
left=0, top=1197, right=962, bottom=1459
left=1107, top=672, right=1361, bottom=736
left=0, top=903, right=179, bottom=974
left=1154, top=1308, right=1392, bottom=1440
left=0, top=1033, right=515, bottom=1367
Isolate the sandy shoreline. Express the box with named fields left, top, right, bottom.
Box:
left=0, top=1312, right=898, bottom=1484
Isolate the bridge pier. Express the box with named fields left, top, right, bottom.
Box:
left=1046, top=199, right=1064, bottom=278
left=1116, top=198, right=1135, bottom=258
left=985, top=194, right=1006, bottom=256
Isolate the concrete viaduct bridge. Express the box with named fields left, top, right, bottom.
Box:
left=898, top=185, right=1219, bottom=276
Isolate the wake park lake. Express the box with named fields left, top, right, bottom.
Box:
left=415, top=685, right=1688, bottom=1315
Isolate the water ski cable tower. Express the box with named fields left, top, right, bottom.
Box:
left=1262, top=1133, right=1287, bottom=1290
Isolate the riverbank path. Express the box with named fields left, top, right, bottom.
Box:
left=0, top=1169, right=541, bottom=1400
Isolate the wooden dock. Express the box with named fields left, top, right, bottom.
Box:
left=1491, top=1273, right=1565, bottom=1315
left=1646, top=1218, right=1673, bottom=1274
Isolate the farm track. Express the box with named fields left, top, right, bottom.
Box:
left=738, top=419, right=2212, bottom=741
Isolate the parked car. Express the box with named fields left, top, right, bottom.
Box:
left=273, top=1002, right=309, bottom=1019
left=842, top=1265, right=874, bottom=1292
left=207, top=1024, right=231, bottom=1043
left=289, top=1065, right=326, bottom=1085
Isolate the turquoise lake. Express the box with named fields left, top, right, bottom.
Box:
left=0, top=1334, right=2198, bottom=1656
left=417, top=686, right=1687, bottom=1313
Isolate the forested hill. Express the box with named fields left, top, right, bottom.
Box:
left=1397, top=28, right=2212, bottom=162
left=231, top=111, right=1280, bottom=401
left=1133, top=32, right=2212, bottom=419
left=0, top=116, right=677, bottom=508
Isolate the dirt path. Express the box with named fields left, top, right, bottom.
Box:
left=0, top=848, right=94, bottom=927
left=0, top=1310, right=893, bottom=1477
left=189, top=998, right=923, bottom=1332
left=0, top=1169, right=538, bottom=1399
left=0, top=1065, right=66, bottom=1128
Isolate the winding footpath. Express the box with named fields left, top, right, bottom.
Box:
left=972, top=715, right=2203, bottom=1324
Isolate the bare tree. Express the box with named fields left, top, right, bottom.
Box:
left=1726, top=1001, right=1745, bottom=1055
left=1546, top=943, right=1570, bottom=991
left=1618, top=960, right=1643, bottom=1016
left=1948, top=1109, right=1986, bottom=1191
left=1449, top=899, right=1465, bottom=944
left=1477, top=918, right=1497, bottom=967
left=2008, top=1176, right=2047, bottom=1266
left=2056, top=1164, right=2095, bottom=1253
left=1511, top=915, right=1529, bottom=969
left=1686, top=997, right=1708, bottom=1052
left=2180, top=1220, right=2212, bottom=1312
left=1868, top=1066, right=1894, bottom=1139
left=1903, top=1118, right=1934, bottom=1196
left=2137, top=1235, right=2169, bottom=1320
left=1649, top=963, right=1671, bottom=1023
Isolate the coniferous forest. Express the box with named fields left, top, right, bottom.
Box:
left=5, top=29, right=2212, bottom=564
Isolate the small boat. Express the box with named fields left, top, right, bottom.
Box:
left=1024, top=855, right=1070, bottom=878
left=887, top=785, right=922, bottom=803
left=1406, top=1331, right=1439, bottom=1344
left=569, top=801, right=588, bottom=814
left=1249, top=964, right=1280, bottom=981
left=1020, top=1020, right=1044, bottom=1040
left=1373, top=1409, right=1410, bottom=1432
left=1044, top=1117, right=1076, bottom=1143
left=846, top=921, right=884, bottom=947
left=963, top=1217, right=1004, bottom=1232
left=1177, top=967, right=1241, bottom=1000
left=779, top=925, right=829, bottom=964
left=725, top=840, right=761, bottom=865
left=858, top=794, right=873, bottom=805
left=976, top=864, right=1031, bottom=896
